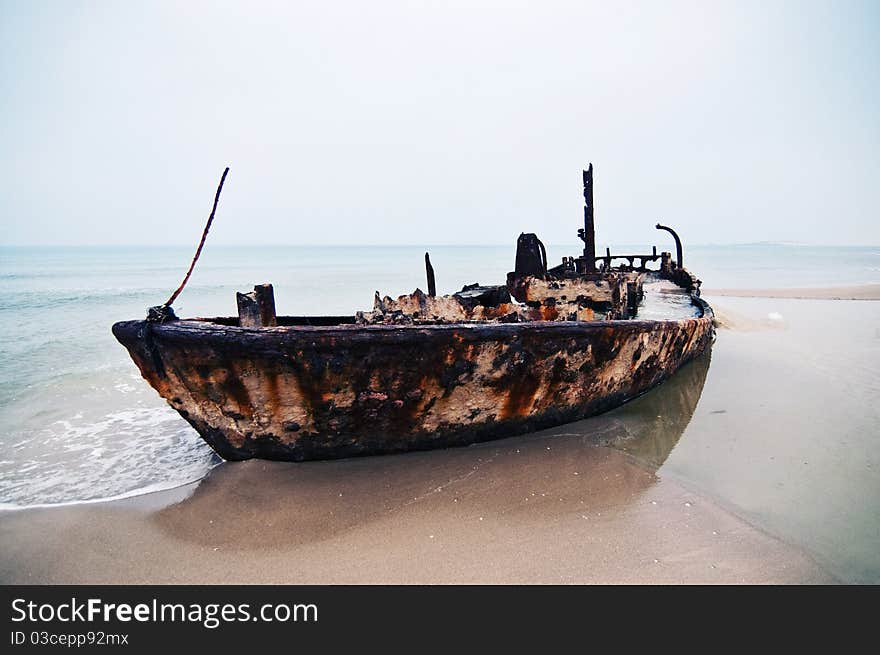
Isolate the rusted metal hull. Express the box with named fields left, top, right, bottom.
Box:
left=111, top=305, right=715, bottom=462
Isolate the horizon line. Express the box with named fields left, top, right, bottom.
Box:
left=1, top=242, right=878, bottom=249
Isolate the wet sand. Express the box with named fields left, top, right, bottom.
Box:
left=677, top=294, right=880, bottom=583
left=0, top=352, right=833, bottom=584
left=0, top=441, right=831, bottom=584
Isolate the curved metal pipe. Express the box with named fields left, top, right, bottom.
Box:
left=537, top=238, right=547, bottom=274
left=655, top=223, right=683, bottom=268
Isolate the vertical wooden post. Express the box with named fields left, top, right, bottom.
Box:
left=237, top=283, right=277, bottom=328
left=254, top=283, right=277, bottom=327
left=425, top=252, right=436, bottom=297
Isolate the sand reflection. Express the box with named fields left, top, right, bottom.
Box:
left=153, top=353, right=711, bottom=550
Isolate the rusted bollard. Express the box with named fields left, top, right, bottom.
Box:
left=237, top=283, right=277, bottom=327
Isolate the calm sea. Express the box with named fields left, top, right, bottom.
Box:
left=0, top=244, right=878, bottom=508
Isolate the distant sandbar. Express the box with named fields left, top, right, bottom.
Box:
left=703, top=284, right=880, bottom=301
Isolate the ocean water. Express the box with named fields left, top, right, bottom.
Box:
left=0, top=243, right=878, bottom=510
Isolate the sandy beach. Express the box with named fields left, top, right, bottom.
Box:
left=0, top=434, right=832, bottom=585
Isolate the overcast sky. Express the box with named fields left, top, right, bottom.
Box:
left=1, top=0, right=878, bottom=247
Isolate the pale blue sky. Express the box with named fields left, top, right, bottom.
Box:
left=1, top=0, right=878, bottom=246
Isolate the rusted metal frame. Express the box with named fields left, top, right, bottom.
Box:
left=113, top=281, right=716, bottom=463
left=129, top=315, right=712, bottom=355
left=578, top=163, right=596, bottom=271
left=589, top=245, right=659, bottom=269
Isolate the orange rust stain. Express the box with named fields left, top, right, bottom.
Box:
left=577, top=307, right=595, bottom=321
left=479, top=303, right=517, bottom=319
left=216, top=362, right=255, bottom=418
left=292, top=373, right=327, bottom=417
left=539, top=305, right=560, bottom=321
left=498, top=375, right=542, bottom=420
left=395, top=376, right=426, bottom=422
left=264, top=370, right=281, bottom=409
left=444, top=344, right=464, bottom=365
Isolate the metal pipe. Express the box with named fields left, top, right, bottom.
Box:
left=655, top=223, right=683, bottom=268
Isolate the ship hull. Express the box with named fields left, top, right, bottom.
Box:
left=112, top=308, right=715, bottom=462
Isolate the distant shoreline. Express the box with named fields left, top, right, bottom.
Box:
left=703, top=284, right=880, bottom=301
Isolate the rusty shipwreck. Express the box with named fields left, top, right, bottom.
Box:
left=113, top=165, right=715, bottom=461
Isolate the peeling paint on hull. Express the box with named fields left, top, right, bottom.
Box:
left=112, top=307, right=715, bottom=462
